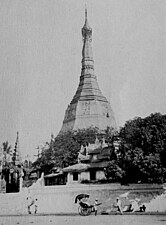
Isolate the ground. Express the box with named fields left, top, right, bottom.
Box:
left=0, top=215, right=166, bottom=225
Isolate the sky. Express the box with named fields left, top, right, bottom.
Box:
left=0, top=0, right=166, bottom=160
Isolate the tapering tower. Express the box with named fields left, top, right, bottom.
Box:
left=60, top=9, right=116, bottom=133
left=13, top=132, right=22, bottom=165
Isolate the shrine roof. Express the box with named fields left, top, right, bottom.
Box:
left=62, top=161, right=110, bottom=173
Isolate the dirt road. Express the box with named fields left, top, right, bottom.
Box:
left=0, top=214, right=166, bottom=225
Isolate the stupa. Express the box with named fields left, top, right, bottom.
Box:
left=60, top=9, right=116, bottom=133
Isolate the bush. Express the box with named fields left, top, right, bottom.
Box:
left=80, top=179, right=90, bottom=184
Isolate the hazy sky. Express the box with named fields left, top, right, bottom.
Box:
left=0, top=0, right=166, bottom=159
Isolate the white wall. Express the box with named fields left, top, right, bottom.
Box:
left=67, top=172, right=81, bottom=184
left=0, top=183, right=164, bottom=215
left=96, top=170, right=106, bottom=180
left=80, top=171, right=90, bottom=181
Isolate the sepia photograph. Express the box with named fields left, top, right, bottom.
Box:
left=0, top=0, right=166, bottom=224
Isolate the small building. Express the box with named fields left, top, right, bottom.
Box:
left=44, top=167, right=66, bottom=186
left=63, top=137, right=115, bottom=184
left=29, top=167, right=40, bottom=181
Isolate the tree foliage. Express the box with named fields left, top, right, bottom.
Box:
left=104, top=160, right=124, bottom=181
left=2, top=141, right=11, bottom=154
left=116, top=113, right=166, bottom=183
left=33, top=113, right=166, bottom=184
left=33, top=127, right=116, bottom=174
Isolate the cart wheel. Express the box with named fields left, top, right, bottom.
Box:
left=81, top=207, right=91, bottom=216
left=78, top=206, right=83, bottom=216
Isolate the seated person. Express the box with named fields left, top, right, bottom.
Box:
left=139, top=204, right=146, bottom=212
left=79, top=201, right=90, bottom=208
left=123, top=204, right=133, bottom=212
left=79, top=197, right=93, bottom=208
left=130, top=199, right=140, bottom=212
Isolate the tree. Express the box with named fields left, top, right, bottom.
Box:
left=118, top=113, right=166, bottom=183
left=140, top=153, right=166, bottom=183
left=33, top=113, right=166, bottom=183
left=33, top=127, right=117, bottom=174
left=2, top=141, right=11, bottom=154
left=104, top=160, right=125, bottom=182
left=2, top=141, right=12, bottom=166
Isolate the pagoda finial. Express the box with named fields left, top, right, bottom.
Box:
left=85, top=4, right=87, bottom=22
left=83, top=4, right=91, bottom=31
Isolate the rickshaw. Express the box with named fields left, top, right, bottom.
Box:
left=75, top=194, right=101, bottom=216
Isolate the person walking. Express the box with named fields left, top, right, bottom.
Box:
left=94, top=199, right=98, bottom=216
left=34, top=198, right=38, bottom=214
left=116, top=197, right=123, bottom=215
left=27, top=195, right=38, bottom=214
left=27, top=195, right=34, bottom=214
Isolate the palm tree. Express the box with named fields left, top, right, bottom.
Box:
left=2, top=141, right=11, bottom=154
left=2, top=141, right=12, bottom=165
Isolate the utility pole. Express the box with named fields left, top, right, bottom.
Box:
left=34, top=146, right=42, bottom=159
left=34, top=146, right=42, bottom=179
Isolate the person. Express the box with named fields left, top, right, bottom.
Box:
left=78, top=197, right=91, bottom=209
left=140, top=204, right=146, bottom=212
left=27, top=195, right=38, bottom=214
left=116, top=197, right=123, bottom=215
left=84, top=197, right=91, bottom=206
left=94, top=199, right=98, bottom=216
left=123, top=204, right=133, bottom=212
left=27, top=195, right=34, bottom=214
left=131, top=199, right=140, bottom=212
left=34, top=198, right=38, bottom=214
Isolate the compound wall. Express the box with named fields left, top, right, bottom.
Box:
left=0, top=183, right=165, bottom=215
